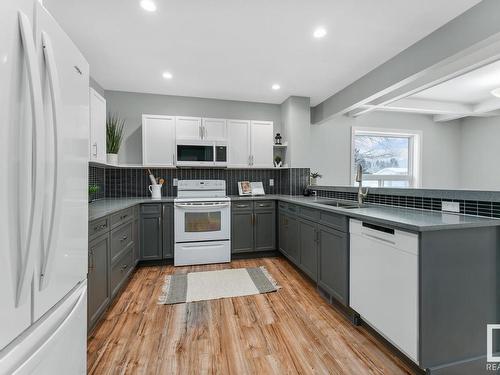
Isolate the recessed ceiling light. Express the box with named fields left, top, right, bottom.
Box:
left=162, top=71, right=173, bottom=79
left=140, top=0, right=156, bottom=12
left=492, top=88, right=500, bottom=98
left=272, top=84, right=280, bottom=90
left=313, top=27, right=327, bottom=39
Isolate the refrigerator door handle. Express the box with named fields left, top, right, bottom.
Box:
left=39, top=31, right=63, bottom=290
left=16, top=11, right=46, bottom=307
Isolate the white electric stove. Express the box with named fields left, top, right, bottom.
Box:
left=174, top=180, right=231, bottom=266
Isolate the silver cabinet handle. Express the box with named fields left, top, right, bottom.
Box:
left=92, top=142, right=98, bottom=157
left=199, top=125, right=202, bottom=139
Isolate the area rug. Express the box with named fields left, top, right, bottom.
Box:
left=158, top=266, right=280, bottom=304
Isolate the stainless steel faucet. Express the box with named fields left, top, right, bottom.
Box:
left=355, top=164, right=368, bottom=205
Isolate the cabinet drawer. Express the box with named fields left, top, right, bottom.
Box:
left=319, top=210, right=348, bottom=232
left=89, top=217, right=109, bottom=237
left=110, top=207, right=134, bottom=229
left=110, top=221, right=133, bottom=262
left=278, top=201, right=298, bottom=214
left=299, top=206, right=320, bottom=221
left=254, top=200, right=275, bottom=210
left=141, top=203, right=162, bottom=215
left=232, top=201, right=253, bottom=211
left=110, top=246, right=134, bottom=297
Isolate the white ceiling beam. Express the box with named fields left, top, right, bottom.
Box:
left=348, top=98, right=472, bottom=117
left=311, top=0, right=500, bottom=124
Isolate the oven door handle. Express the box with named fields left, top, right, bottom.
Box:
left=175, top=202, right=230, bottom=209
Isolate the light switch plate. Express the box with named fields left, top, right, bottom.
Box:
left=173, top=178, right=178, bottom=186
left=442, top=201, right=460, bottom=213
left=269, top=179, right=274, bottom=187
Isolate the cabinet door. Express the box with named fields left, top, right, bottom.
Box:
left=298, top=218, right=318, bottom=282
left=89, top=88, right=106, bottom=162
left=202, top=118, right=226, bottom=141
left=142, top=115, right=176, bottom=166
left=162, top=204, right=174, bottom=258
left=287, top=215, right=300, bottom=265
left=176, top=116, right=202, bottom=140
left=254, top=210, right=276, bottom=251
left=227, top=119, right=251, bottom=168
left=318, top=225, right=349, bottom=305
left=278, top=213, right=289, bottom=256
left=250, top=120, right=273, bottom=168
left=88, top=234, right=110, bottom=331
left=140, top=214, right=162, bottom=260
left=231, top=210, right=254, bottom=253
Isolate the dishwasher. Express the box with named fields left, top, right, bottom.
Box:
left=349, top=219, right=419, bottom=363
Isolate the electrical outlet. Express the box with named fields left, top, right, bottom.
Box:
left=173, top=178, right=178, bottom=186
left=441, top=201, right=460, bottom=213
left=269, top=179, right=274, bottom=187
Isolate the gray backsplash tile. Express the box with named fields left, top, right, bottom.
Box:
left=89, top=165, right=310, bottom=199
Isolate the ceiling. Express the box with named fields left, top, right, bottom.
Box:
left=412, top=59, right=500, bottom=104
left=44, top=0, right=481, bottom=105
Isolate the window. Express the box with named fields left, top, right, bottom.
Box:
left=351, top=127, right=421, bottom=188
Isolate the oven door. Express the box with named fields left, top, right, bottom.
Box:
left=176, top=143, right=215, bottom=167
left=174, top=202, right=231, bottom=243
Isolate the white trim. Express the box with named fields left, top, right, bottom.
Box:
left=351, top=127, right=422, bottom=188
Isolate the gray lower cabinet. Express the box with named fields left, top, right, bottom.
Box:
left=278, top=202, right=348, bottom=306
left=139, top=203, right=174, bottom=260
left=231, top=201, right=276, bottom=253
left=298, top=218, right=318, bottom=282
left=133, top=206, right=140, bottom=264
left=255, top=209, right=276, bottom=251
left=87, top=233, right=110, bottom=331
left=87, top=206, right=138, bottom=332
left=279, top=212, right=299, bottom=264
left=232, top=210, right=254, bottom=253
left=317, top=224, right=348, bottom=305
left=140, top=204, right=163, bottom=260
left=162, top=203, right=174, bottom=259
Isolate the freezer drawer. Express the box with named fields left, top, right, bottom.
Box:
left=349, top=219, right=419, bottom=363
left=0, top=282, right=87, bottom=375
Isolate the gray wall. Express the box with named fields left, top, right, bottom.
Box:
left=105, top=90, right=282, bottom=164
left=308, top=111, right=462, bottom=189
left=459, top=115, right=500, bottom=190
left=281, top=96, right=311, bottom=168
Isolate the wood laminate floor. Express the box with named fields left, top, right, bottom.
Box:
left=87, top=257, right=418, bottom=375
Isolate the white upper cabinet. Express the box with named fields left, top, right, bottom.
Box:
left=142, top=114, right=176, bottom=166
left=175, top=116, right=202, bottom=140
left=202, top=118, right=227, bottom=141
left=250, top=121, right=274, bottom=168
left=89, top=88, right=106, bottom=162
left=227, top=119, right=251, bottom=168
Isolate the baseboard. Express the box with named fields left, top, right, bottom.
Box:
left=231, top=250, right=281, bottom=259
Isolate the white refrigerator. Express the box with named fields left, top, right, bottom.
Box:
left=0, top=0, right=89, bottom=374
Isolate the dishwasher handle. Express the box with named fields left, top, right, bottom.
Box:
left=362, top=222, right=394, bottom=235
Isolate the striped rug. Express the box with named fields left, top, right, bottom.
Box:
left=158, top=266, right=280, bottom=305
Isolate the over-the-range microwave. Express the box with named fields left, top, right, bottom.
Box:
left=176, top=140, right=227, bottom=167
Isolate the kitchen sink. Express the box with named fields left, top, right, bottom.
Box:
left=316, top=200, right=361, bottom=209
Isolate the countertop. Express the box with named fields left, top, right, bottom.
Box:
left=88, top=195, right=500, bottom=232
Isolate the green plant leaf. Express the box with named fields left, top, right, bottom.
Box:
left=106, top=112, right=125, bottom=154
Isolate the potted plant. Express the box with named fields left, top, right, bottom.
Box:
left=88, top=185, right=100, bottom=203
left=106, top=112, right=125, bottom=165
left=274, top=155, right=283, bottom=168
left=310, top=172, right=322, bottom=186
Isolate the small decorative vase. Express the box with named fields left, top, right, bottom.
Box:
left=310, top=177, right=317, bottom=186
left=107, top=153, right=118, bottom=165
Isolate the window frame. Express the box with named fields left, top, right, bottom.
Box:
left=350, top=127, right=422, bottom=188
